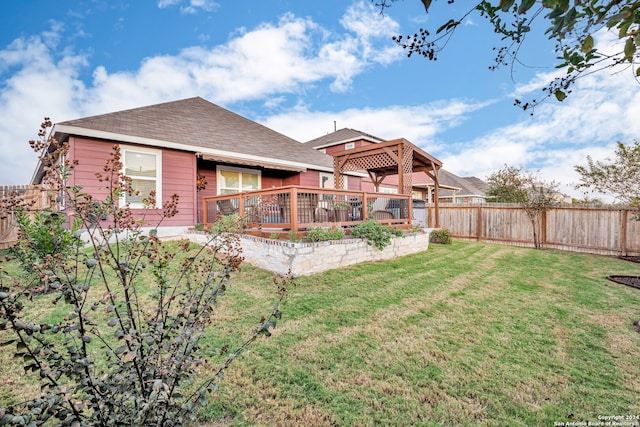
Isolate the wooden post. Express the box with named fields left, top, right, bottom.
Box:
left=476, top=205, right=482, bottom=241
left=291, top=187, right=299, bottom=233
left=362, top=192, right=369, bottom=221
left=433, top=179, right=440, bottom=228
left=620, top=208, right=628, bottom=255
left=541, top=209, right=547, bottom=248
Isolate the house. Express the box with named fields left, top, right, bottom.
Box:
left=32, top=97, right=368, bottom=234
left=437, top=171, right=489, bottom=203
left=306, top=128, right=488, bottom=203
left=31, top=98, right=450, bottom=234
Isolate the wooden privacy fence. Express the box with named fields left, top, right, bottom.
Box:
left=0, top=185, right=51, bottom=249
left=427, top=203, right=640, bottom=256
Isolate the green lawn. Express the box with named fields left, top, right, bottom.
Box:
left=198, top=240, right=640, bottom=426
left=1, top=240, right=640, bottom=426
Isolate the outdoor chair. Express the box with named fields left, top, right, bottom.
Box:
left=371, top=197, right=393, bottom=220
left=217, top=199, right=238, bottom=217
left=372, top=210, right=393, bottom=220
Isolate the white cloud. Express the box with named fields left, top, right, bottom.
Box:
left=2, top=0, right=637, bottom=206
left=157, top=0, right=180, bottom=8
left=157, top=0, right=219, bottom=14
left=440, top=60, right=640, bottom=199
left=260, top=100, right=486, bottom=144
left=0, top=5, right=404, bottom=184
left=0, top=28, right=88, bottom=185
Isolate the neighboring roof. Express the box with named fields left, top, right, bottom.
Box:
left=53, top=97, right=334, bottom=172
left=437, top=170, right=488, bottom=198
left=305, top=128, right=384, bottom=149
left=463, top=176, right=490, bottom=194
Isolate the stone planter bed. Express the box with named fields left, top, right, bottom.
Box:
left=185, top=230, right=432, bottom=276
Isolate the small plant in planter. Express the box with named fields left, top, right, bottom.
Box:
left=430, top=228, right=452, bottom=244
left=351, top=220, right=403, bottom=250
left=306, top=225, right=345, bottom=242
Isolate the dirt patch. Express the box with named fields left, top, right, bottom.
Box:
left=607, top=275, right=640, bottom=290
left=619, top=255, right=640, bottom=264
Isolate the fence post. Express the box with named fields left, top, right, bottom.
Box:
left=620, top=208, right=628, bottom=256
left=541, top=209, right=547, bottom=248
left=476, top=205, right=482, bottom=241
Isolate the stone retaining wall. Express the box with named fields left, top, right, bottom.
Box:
left=185, top=230, right=432, bottom=276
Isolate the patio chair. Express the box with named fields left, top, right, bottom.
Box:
left=217, top=199, right=238, bottom=216
left=372, top=210, right=393, bottom=220
left=371, top=197, right=393, bottom=220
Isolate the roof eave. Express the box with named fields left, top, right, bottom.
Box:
left=311, top=135, right=383, bottom=150
left=54, top=124, right=333, bottom=174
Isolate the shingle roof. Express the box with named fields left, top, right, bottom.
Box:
left=438, top=170, right=488, bottom=198
left=305, top=128, right=384, bottom=148
left=57, top=97, right=334, bottom=169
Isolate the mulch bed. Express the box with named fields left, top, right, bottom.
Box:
left=607, top=255, right=640, bottom=290
left=619, top=255, right=640, bottom=264
left=607, top=275, right=640, bottom=290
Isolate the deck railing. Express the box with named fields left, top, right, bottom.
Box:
left=202, top=185, right=414, bottom=234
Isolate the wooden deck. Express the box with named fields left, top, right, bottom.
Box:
left=202, top=185, right=421, bottom=236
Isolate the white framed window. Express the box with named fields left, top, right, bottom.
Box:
left=319, top=172, right=334, bottom=189
left=217, top=166, right=261, bottom=195
left=320, top=172, right=347, bottom=190
left=344, top=142, right=355, bottom=150
left=121, top=146, right=162, bottom=208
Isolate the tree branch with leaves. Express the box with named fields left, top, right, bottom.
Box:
left=377, top=0, right=640, bottom=111
left=575, top=140, right=640, bottom=219
left=487, top=164, right=560, bottom=248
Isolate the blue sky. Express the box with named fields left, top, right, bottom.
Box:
left=1, top=0, right=638, bottom=199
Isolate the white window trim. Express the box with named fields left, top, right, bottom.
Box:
left=216, top=165, right=261, bottom=194
left=120, top=145, right=162, bottom=209
left=319, top=172, right=348, bottom=190
left=344, top=142, right=355, bottom=150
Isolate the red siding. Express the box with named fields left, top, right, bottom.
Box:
left=283, top=174, right=301, bottom=186
left=262, top=175, right=284, bottom=189
left=161, top=150, right=196, bottom=226
left=347, top=176, right=362, bottom=191
left=299, top=170, right=320, bottom=187
left=68, top=137, right=196, bottom=227
left=196, top=165, right=217, bottom=223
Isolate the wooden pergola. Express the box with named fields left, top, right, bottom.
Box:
left=332, top=138, right=442, bottom=227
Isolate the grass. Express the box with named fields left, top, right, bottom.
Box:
left=2, top=241, right=640, bottom=426
left=197, top=241, right=640, bottom=426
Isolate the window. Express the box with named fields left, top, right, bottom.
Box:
left=320, top=172, right=347, bottom=190
left=344, top=142, right=355, bottom=150
left=217, top=166, right=261, bottom=195
left=121, top=147, right=161, bottom=208
left=319, top=172, right=334, bottom=189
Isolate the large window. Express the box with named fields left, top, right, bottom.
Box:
left=121, top=147, right=161, bottom=208
left=217, top=166, right=260, bottom=194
